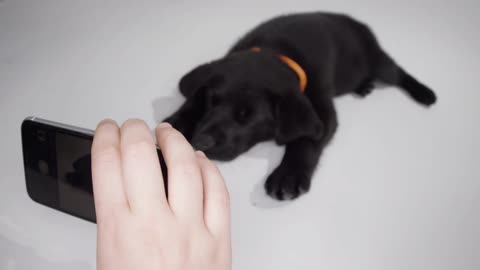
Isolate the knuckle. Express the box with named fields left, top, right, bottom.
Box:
left=167, top=235, right=191, bottom=265
left=96, top=208, right=124, bottom=231
left=170, top=162, right=200, bottom=179
left=92, top=145, right=120, bottom=165
left=203, top=243, right=218, bottom=261
left=194, top=239, right=229, bottom=267
left=206, top=167, right=230, bottom=206
left=123, top=139, right=153, bottom=157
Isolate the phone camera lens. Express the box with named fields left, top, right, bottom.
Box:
left=37, top=130, right=47, bottom=142
left=38, top=160, right=49, bottom=175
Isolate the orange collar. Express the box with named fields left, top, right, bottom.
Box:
left=250, top=47, right=307, bottom=93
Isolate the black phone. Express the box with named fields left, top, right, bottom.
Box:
left=21, top=117, right=167, bottom=223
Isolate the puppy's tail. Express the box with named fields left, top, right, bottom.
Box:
left=375, top=51, right=437, bottom=106
left=397, top=69, right=437, bottom=106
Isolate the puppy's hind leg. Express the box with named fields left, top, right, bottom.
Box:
left=374, top=50, right=437, bottom=106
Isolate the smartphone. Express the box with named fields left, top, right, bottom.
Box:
left=21, top=117, right=167, bottom=223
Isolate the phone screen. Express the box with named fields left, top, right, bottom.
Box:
left=22, top=119, right=97, bottom=222
left=56, top=132, right=95, bottom=221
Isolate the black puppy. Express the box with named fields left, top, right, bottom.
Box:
left=164, top=12, right=436, bottom=200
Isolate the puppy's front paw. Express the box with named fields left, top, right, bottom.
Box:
left=265, top=166, right=311, bottom=200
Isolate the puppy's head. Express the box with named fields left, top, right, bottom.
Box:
left=178, top=51, right=323, bottom=160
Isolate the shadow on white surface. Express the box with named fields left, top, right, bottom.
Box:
left=242, top=142, right=293, bottom=209
left=0, top=236, right=92, bottom=270
left=249, top=180, right=292, bottom=209
left=152, top=94, right=185, bottom=123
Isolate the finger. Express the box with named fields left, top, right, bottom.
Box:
left=155, top=123, right=204, bottom=223
left=120, top=119, right=169, bottom=215
left=195, top=151, right=231, bottom=237
left=91, top=119, right=128, bottom=219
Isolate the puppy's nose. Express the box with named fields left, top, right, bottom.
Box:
left=191, top=135, right=216, bottom=151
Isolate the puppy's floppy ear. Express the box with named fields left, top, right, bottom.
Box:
left=275, top=92, right=323, bottom=144
left=179, top=62, right=223, bottom=98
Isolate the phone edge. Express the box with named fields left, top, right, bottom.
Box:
left=21, top=116, right=98, bottom=223
left=24, top=116, right=95, bottom=136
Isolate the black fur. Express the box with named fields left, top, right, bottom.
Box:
left=164, top=12, right=437, bottom=200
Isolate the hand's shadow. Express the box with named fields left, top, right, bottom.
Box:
left=152, top=95, right=294, bottom=209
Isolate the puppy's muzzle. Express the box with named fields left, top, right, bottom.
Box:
left=191, top=134, right=216, bottom=151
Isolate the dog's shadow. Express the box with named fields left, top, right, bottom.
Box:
left=152, top=93, right=185, bottom=124
left=152, top=95, right=293, bottom=209
left=243, top=142, right=292, bottom=209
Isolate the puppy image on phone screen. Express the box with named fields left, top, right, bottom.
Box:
left=164, top=12, right=437, bottom=200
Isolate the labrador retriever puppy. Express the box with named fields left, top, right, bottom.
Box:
left=164, top=12, right=436, bottom=200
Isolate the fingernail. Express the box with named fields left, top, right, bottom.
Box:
left=157, top=122, right=172, bottom=129
left=98, top=119, right=116, bottom=126
left=196, top=151, right=206, bottom=158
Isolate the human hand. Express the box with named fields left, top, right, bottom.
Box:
left=91, top=119, right=231, bottom=270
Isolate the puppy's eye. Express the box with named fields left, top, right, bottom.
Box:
left=235, top=108, right=251, bottom=124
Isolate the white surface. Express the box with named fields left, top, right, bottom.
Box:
left=1, top=1, right=479, bottom=269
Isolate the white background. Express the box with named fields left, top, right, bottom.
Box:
left=1, top=0, right=479, bottom=269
